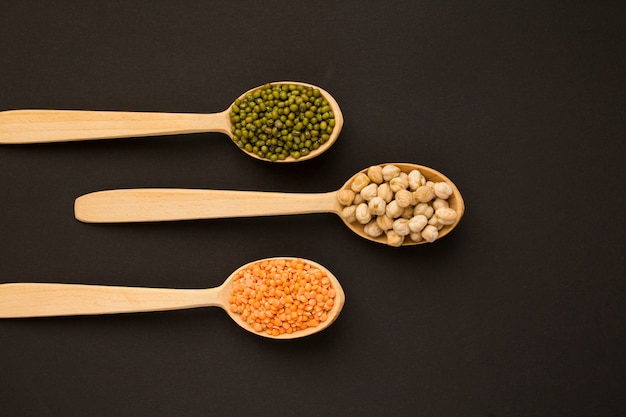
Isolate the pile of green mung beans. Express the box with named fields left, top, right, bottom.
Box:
left=230, top=83, right=336, bottom=161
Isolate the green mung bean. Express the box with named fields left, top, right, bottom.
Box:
left=230, top=83, right=335, bottom=161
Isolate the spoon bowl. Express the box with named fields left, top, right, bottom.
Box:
left=336, top=163, right=465, bottom=245
left=0, top=81, right=343, bottom=163
left=0, top=257, right=345, bottom=339
left=75, top=163, right=464, bottom=246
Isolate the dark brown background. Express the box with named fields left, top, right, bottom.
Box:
left=1, top=1, right=624, bottom=416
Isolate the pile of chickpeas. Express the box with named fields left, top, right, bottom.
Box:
left=337, top=164, right=458, bottom=246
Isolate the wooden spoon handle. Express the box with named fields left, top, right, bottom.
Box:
left=75, top=189, right=339, bottom=223
left=0, top=109, right=231, bottom=144
left=0, top=283, right=220, bottom=318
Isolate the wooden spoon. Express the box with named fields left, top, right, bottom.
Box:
left=0, top=257, right=345, bottom=340
left=0, top=81, right=343, bottom=163
left=75, top=163, right=464, bottom=246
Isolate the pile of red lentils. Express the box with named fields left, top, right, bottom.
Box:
left=229, top=258, right=336, bottom=337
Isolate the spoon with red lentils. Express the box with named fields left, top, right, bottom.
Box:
left=0, top=81, right=343, bottom=163
left=75, top=163, right=465, bottom=247
left=0, top=258, right=345, bottom=339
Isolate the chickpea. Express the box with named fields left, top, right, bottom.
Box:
left=435, top=207, right=457, bottom=225
left=413, top=203, right=434, bottom=219
left=386, top=230, right=405, bottom=247
left=359, top=183, right=378, bottom=201
left=421, top=225, right=439, bottom=242
left=366, top=165, right=384, bottom=184
left=414, top=185, right=435, bottom=203
left=350, top=173, right=371, bottom=192
left=395, top=189, right=413, bottom=208
left=368, top=196, right=387, bottom=216
left=389, top=176, right=409, bottom=193
left=382, top=164, right=401, bottom=181
left=410, top=232, right=424, bottom=242
left=428, top=216, right=445, bottom=231
left=377, top=182, right=394, bottom=203
left=432, top=198, right=449, bottom=211
left=408, top=215, right=428, bottom=233
left=401, top=206, right=414, bottom=219
left=408, top=169, right=425, bottom=190
left=434, top=182, right=453, bottom=199
left=364, top=220, right=384, bottom=237
left=341, top=205, right=357, bottom=223
left=385, top=200, right=404, bottom=218
left=336, top=189, right=355, bottom=206
left=376, top=214, right=394, bottom=231
left=355, top=203, right=372, bottom=224
left=392, top=218, right=411, bottom=236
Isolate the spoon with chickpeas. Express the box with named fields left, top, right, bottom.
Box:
left=0, top=81, right=342, bottom=162
left=75, top=163, right=464, bottom=246
left=0, top=257, right=345, bottom=339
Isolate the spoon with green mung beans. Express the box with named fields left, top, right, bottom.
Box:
left=0, top=81, right=343, bottom=162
